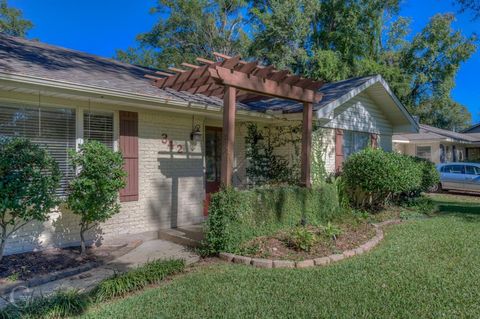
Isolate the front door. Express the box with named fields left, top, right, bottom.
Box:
left=204, top=127, right=222, bottom=216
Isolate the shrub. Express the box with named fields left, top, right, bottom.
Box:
left=342, top=148, right=423, bottom=209
left=282, top=227, right=317, bottom=252
left=414, top=158, right=440, bottom=193
left=67, top=141, right=126, bottom=255
left=201, top=185, right=341, bottom=255
left=0, top=289, right=89, bottom=319
left=92, top=259, right=185, bottom=302
left=0, top=137, right=61, bottom=262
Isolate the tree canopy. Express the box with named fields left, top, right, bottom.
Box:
left=0, top=0, right=32, bottom=37
left=117, top=0, right=477, bottom=131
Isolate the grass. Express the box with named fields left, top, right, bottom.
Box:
left=76, top=193, right=480, bottom=319
left=0, top=259, right=185, bottom=319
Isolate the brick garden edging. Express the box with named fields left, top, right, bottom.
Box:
left=219, top=219, right=401, bottom=269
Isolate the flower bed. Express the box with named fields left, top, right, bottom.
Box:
left=241, top=222, right=376, bottom=261
left=219, top=220, right=400, bottom=269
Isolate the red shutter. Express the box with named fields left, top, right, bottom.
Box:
left=371, top=133, right=379, bottom=149
left=335, top=129, right=344, bottom=173
left=119, top=111, right=139, bottom=202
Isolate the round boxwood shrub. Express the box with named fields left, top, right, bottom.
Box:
left=342, top=148, right=423, bottom=209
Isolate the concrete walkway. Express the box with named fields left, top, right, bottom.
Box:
left=1, top=239, right=199, bottom=307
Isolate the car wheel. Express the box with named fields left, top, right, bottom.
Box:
left=429, top=183, right=442, bottom=193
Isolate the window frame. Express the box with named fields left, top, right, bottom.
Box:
left=77, top=107, right=119, bottom=152
left=342, top=130, right=371, bottom=159
left=0, top=98, right=120, bottom=196
left=415, top=145, right=432, bottom=161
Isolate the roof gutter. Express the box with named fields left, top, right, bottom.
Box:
left=0, top=72, right=275, bottom=121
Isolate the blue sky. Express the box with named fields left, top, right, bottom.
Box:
left=9, top=0, right=480, bottom=123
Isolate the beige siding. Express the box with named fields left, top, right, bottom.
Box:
left=324, top=92, right=393, bottom=135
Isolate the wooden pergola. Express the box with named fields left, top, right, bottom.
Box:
left=146, top=53, right=324, bottom=188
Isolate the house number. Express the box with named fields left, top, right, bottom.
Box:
left=161, top=133, right=184, bottom=153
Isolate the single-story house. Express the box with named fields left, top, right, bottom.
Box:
left=0, top=34, right=418, bottom=255
left=393, top=124, right=480, bottom=163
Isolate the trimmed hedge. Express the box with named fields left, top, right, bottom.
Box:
left=201, top=185, right=341, bottom=255
left=342, top=148, right=439, bottom=209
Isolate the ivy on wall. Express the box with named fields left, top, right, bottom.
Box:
left=244, top=122, right=329, bottom=187
left=245, top=122, right=298, bottom=186
left=311, top=128, right=328, bottom=186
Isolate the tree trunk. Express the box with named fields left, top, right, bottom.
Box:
left=0, top=227, right=7, bottom=263
left=79, top=226, right=86, bottom=256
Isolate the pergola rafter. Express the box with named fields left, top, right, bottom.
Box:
left=146, top=53, right=325, bottom=188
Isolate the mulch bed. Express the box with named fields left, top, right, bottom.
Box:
left=242, top=222, right=376, bottom=261
left=0, top=244, right=131, bottom=283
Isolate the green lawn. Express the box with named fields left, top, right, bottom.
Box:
left=81, top=193, right=480, bottom=319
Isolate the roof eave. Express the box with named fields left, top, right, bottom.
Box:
left=0, top=72, right=275, bottom=121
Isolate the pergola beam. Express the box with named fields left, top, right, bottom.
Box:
left=146, top=53, right=325, bottom=191
left=209, top=66, right=322, bottom=103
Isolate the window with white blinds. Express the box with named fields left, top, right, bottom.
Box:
left=0, top=105, right=76, bottom=196
left=83, top=111, right=114, bottom=149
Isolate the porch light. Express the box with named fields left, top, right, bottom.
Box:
left=190, top=124, right=202, bottom=143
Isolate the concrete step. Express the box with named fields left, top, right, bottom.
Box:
left=158, top=226, right=204, bottom=248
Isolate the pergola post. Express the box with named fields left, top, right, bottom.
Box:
left=221, top=85, right=236, bottom=187
left=301, top=102, right=313, bottom=188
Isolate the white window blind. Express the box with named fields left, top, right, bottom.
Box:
left=83, top=111, right=114, bottom=149
left=0, top=105, right=76, bottom=196
left=343, top=131, right=370, bottom=159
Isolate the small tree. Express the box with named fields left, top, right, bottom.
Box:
left=0, top=137, right=61, bottom=262
left=67, top=141, right=126, bottom=255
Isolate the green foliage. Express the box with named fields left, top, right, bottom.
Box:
left=402, top=14, right=476, bottom=130
left=402, top=196, right=437, bottom=216
left=0, top=259, right=185, bottom=319
left=116, top=0, right=250, bottom=69
left=342, top=148, right=424, bottom=209
left=75, top=200, right=480, bottom=318
left=67, top=141, right=126, bottom=254
left=201, top=185, right=341, bottom=255
left=311, top=129, right=328, bottom=187
left=0, top=0, right=33, bottom=37
left=322, top=222, right=342, bottom=241
left=244, top=123, right=300, bottom=186
left=92, top=259, right=185, bottom=302
left=282, top=227, right=317, bottom=252
left=414, top=158, right=441, bottom=193
left=0, top=137, right=60, bottom=261
left=0, top=289, right=89, bottom=319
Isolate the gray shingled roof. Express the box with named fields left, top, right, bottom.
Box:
left=0, top=34, right=255, bottom=110
left=245, top=75, right=376, bottom=113
left=0, top=34, right=377, bottom=114
left=395, top=124, right=480, bottom=143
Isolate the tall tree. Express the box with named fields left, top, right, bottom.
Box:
left=454, top=0, right=480, bottom=19
left=401, top=14, right=476, bottom=129
left=116, top=0, right=250, bottom=68
left=0, top=0, right=32, bottom=37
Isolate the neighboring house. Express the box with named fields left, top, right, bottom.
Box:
left=462, top=123, right=480, bottom=133
left=0, top=34, right=417, bottom=255
left=393, top=124, right=480, bottom=163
